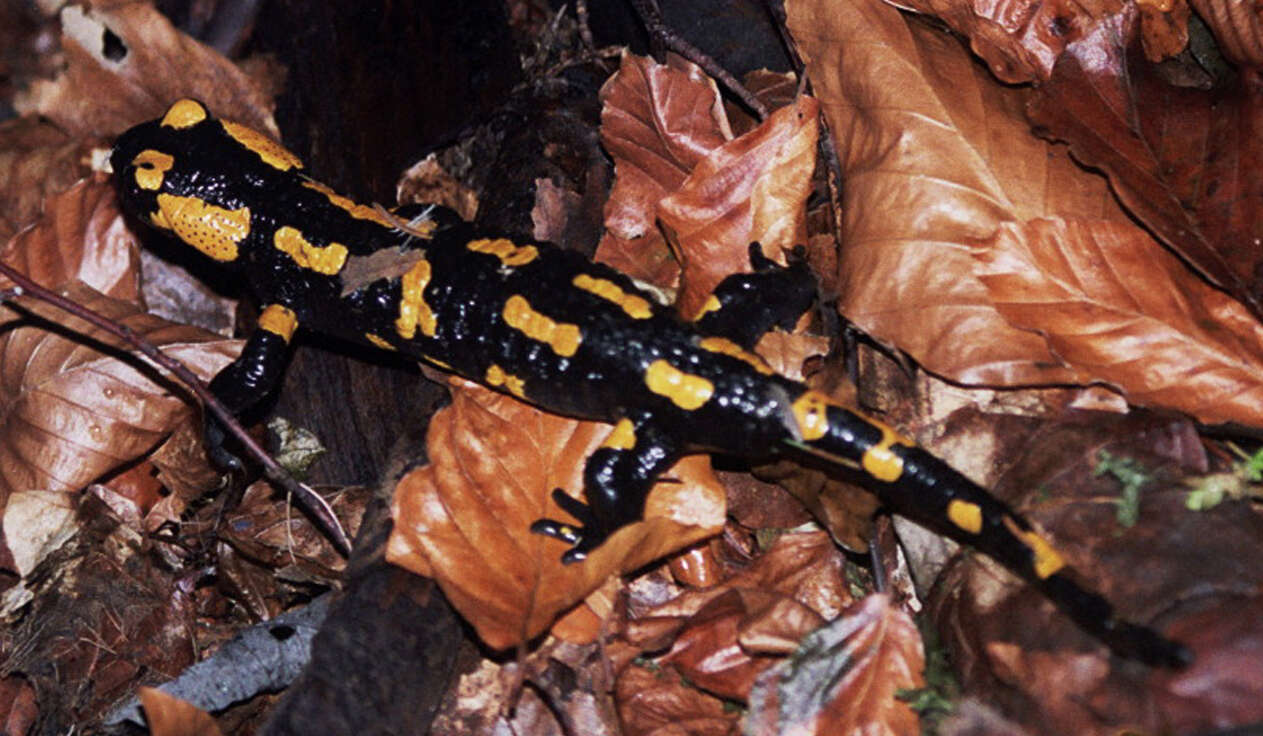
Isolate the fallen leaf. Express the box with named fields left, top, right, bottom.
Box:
left=889, top=0, right=1128, bottom=82
left=138, top=688, right=223, bottom=736
left=615, top=662, right=740, bottom=736
left=8, top=494, right=199, bottom=725
left=387, top=378, right=725, bottom=649
left=659, top=97, right=819, bottom=318
left=787, top=0, right=1114, bottom=385
left=0, top=177, right=141, bottom=301
left=746, top=593, right=925, bottom=736
left=1027, top=10, right=1263, bottom=319
left=622, top=532, right=850, bottom=701
left=0, top=281, right=239, bottom=509
left=0, top=118, right=98, bottom=242
left=930, top=411, right=1263, bottom=734
left=595, top=52, right=733, bottom=288
left=973, top=218, right=1263, bottom=426
left=17, top=2, right=277, bottom=138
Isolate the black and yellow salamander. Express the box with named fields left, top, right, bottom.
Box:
left=110, top=98, right=1188, bottom=667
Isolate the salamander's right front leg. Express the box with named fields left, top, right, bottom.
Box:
left=532, top=412, right=682, bottom=563
left=205, top=304, right=298, bottom=469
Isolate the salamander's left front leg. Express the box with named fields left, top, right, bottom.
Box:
left=532, top=412, right=681, bottom=564
left=205, top=303, right=298, bottom=469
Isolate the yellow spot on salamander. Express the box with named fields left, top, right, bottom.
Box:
left=485, top=364, right=527, bottom=398
left=1002, top=516, right=1067, bottom=579
left=791, top=390, right=831, bottom=441
left=467, top=238, right=538, bottom=267
left=572, top=274, right=652, bottom=319
left=258, top=304, right=298, bottom=342
left=947, top=499, right=983, bottom=535
left=698, top=336, right=774, bottom=375
left=273, top=226, right=349, bottom=275
left=221, top=120, right=304, bottom=171
left=860, top=421, right=914, bottom=483
left=302, top=180, right=396, bottom=229
left=131, top=149, right=173, bottom=191
left=152, top=194, right=249, bottom=262
left=691, top=294, right=722, bottom=321
left=160, top=99, right=207, bottom=129
left=603, top=418, right=637, bottom=450
left=365, top=333, right=395, bottom=350
left=502, top=295, right=582, bottom=357
left=395, top=258, right=437, bottom=339
left=645, top=360, right=714, bottom=410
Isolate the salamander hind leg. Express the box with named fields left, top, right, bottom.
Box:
left=531, top=413, right=681, bottom=564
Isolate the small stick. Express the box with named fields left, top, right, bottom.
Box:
left=0, top=262, right=352, bottom=556
left=628, top=0, right=769, bottom=121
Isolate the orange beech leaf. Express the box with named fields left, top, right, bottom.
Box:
left=1027, top=9, right=1263, bottom=319
left=138, top=688, right=223, bottom=736
left=0, top=282, right=239, bottom=506
left=890, top=0, right=1129, bottom=83
left=387, top=378, right=725, bottom=650
left=17, top=2, right=277, bottom=138
left=746, top=593, right=925, bottom=736
left=0, top=118, right=98, bottom=242
left=616, top=663, right=740, bottom=736
left=787, top=0, right=1122, bottom=386
left=1189, top=0, right=1263, bottom=68
left=974, top=218, right=1263, bottom=426
left=622, top=533, right=849, bottom=701
left=0, top=177, right=141, bottom=302
left=596, top=52, right=733, bottom=288
left=659, top=97, right=819, bottom=319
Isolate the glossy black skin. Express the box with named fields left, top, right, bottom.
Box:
left=110, top=103, right=1189, bottom=667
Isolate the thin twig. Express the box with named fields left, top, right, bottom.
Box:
left=0, top=263, right=352, bottom=556
left=628, top=0, right=769, bottom=121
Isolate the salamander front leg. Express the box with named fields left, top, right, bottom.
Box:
left=532, top=413, right=681, bottom=564
left=690, top=243, right=816, bottom=349
left=204, top=303, right=298, bottom=469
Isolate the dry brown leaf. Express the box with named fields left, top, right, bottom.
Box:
left=1137, top=0, right=1191, bottom=61
left=0, top=282, right=239, bottom=505
left=1189, top=0, right=1263, bottom=68
left=659, top=97, right=819, bottom=319
left=889, top=0, right=1127, bottom=82
left=0, top=118, right=99, bottom=242
left=595, top=52, right=733, bottom=288
left=221, top=481, right=369, bottom=581
left=615, top=663, right=741, bottom=736
left=656, top=589, right=816, bottom=701
left=787, top=0, right=1112, bottom=386
left=138, top=688, right=223, bottom=736
left=395, top=153, right=480, bottom=220
left=930, top=412, right=1263, bottom=734
left=17, top=2, right=277, bottom=138
left=974, top=218, right=1263, bottom=426
left=622, top=533, right=849, bottom=701
left=8, top=493, right=199, bottom=724
left=746, top=593, right=925, bottom=736
left=387, top=378, right=725, bottom=650
left=0, top=177, right=141, bottom=302
left=1027, top=10, right=1263, bottom=319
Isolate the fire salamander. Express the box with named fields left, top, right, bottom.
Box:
left=111, top=99, right=1189, bottom=667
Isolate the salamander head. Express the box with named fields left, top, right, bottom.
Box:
left=111, top=99, right=302, bottom=264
